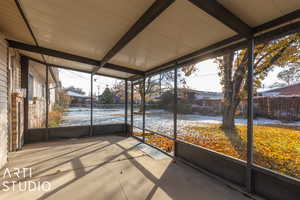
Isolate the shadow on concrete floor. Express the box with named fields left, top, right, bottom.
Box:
left=0, top=135, right=251, bottom=200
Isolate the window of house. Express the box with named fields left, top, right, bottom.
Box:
left=28, top=73, right=34, bottom=100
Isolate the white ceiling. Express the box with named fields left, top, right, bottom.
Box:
left=0, top=0, right=299, bottom=79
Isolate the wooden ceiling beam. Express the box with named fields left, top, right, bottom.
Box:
left=188, top=0, right=253, bottom=37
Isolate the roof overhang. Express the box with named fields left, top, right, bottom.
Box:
left=0, top=0, right=299, bottom=79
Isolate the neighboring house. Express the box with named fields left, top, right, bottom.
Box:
left=66, top=91, right=90, bottom=106
left=28, top=62, right=58, bottom=129
left=193, top=90, right=223, bottom=100
left=255, top=83, right=300, bottom=121
left=178, top=88, right=223, bottom=100
left=259, top=82, right=300, bottom=96
left=113, top=95, right=121, bottom=104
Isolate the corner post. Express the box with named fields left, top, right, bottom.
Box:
left=20, top=56, right=29, bottom=143
left=90, top=73, right=93, bottom=137
left=142, top=77, right=146, bottom=142
left=45, top=65, right=49, bottom=140
left=174, top=66, right=178, bottom=157
left=130, top=81, right=134, bottom=135
left=246, top=38, right=254, bottom=193
left=125, top=79, right=128, bottom=136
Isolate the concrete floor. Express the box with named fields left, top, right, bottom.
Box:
left=0, top=136, right=252, bottom=200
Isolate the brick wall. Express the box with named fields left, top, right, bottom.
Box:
left=7, top=50, right=24, bottom=151
left=11, top=93, right=24, bottom=151
left=0, top=33, right=25, bottom=158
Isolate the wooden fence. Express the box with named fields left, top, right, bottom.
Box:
left=185, top=96, right=300, bottom=122
left=254, top=96, right=300, bottom=121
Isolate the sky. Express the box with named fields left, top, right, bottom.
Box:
left=182, top=59, right=283, bottom=92
left=59, top=59, right=284, bottom=95
left=183, top=60, right=222, bottom=92
left=58, top=69, right=121, bottom=96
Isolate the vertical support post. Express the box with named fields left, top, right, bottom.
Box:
left=20, top=56, right=29, bottom=143
left=45, top=65, right=49, bottom=140
left=173, top=66, right=178, bottom=157
left=246, top=38, right=254, bottom=193
left=142, top=77, right=146, bottom=142
left=90, top=74, right=93, bottom=137
left=125, top=79, right=128, bottom=136
left=130, top=81, right=134, bottom=135
left=159, top=73, right=162, bottom=95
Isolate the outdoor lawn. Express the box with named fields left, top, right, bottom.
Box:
left=134, top=124, right=300, bottom=179
left=133, top=131, right=174, bottom=153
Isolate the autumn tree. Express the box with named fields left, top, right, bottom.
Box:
left=133, top=75, right=164, bottom=112
left=277, top=63, right=300, bottom=85
left=215, top=33, right=300, bottom=130
left=111, top=80, right=126, bottom=103
left=134, top=68, right=195, bottom=112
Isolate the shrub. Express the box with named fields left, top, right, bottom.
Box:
left=48, top=104, right=66, bottom=127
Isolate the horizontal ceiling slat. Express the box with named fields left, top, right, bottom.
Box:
left=98, top=68, right=134, bottom=79
left=19, top=0, right=156, bottom=61
left=7, top=40, right=145, bottom=75
left=219, top=0, right=300, bottom=27
left=0, top=0, right=33, bottom=44
left=93, top=0, right=175, bottom=73
left=110, top=0, right=236, bottom=71
left=145, top=20, right=300, bottom=77
left=0, top=0, right=299, bottom=80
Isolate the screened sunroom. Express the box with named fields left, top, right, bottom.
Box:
left=0, top=0, right=299, bottom=199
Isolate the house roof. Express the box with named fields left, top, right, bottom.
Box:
left=66, top=91, right=89, bottom=98
left=178, top=88, right=223, bottom=99
left=260, top=82, right=300, bottom=93
left=0, top=0, right=299, bottom=79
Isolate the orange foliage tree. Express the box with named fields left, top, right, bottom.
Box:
left=215, top=33, right=300, bottom=130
